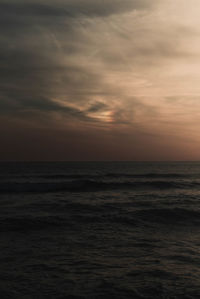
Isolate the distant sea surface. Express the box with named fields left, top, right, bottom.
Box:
left=0, top=162, right=200, bottom=298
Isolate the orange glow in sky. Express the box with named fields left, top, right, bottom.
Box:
left=1, top=0, right=200, bottom=160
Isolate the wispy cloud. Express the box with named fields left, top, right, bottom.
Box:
left=1, top=0, right=200, bottom=160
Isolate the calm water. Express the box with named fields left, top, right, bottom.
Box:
left=0, top=162, right=200, bottom=298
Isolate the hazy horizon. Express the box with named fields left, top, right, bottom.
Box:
left=1, top=160, right=200, bottom=163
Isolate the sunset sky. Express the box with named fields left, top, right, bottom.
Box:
left=1, top=0, right=200, bottom=161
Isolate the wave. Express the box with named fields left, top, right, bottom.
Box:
left=0, top=172, right=191, bottom=180
left=1, top=207, right=199, bottom=232
left=0, top=179, right=198, bottom=193
left=0, top=215, right=72, bottom=232
left=114, top=208, right=200, bottom=226
left=135, top=207, right=200, bottom=225
left=105, top=172, right=188, bottom=178
left=41, top=172, right=187, bottom=179
left=36, top=174, right=98, bottom=179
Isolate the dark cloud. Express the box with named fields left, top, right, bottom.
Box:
left=87, top=102, right=108, bottom=113
left=0, top=3, right=63, bottom=17
left=51, top=0, right=155, bottom=17
left=0, top=93, right=88, bottom=119
left=0, top=1, right=155, bottom=18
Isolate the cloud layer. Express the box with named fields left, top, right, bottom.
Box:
left=1, top=0, right=200, bottom=160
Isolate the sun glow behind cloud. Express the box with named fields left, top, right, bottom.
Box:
left=1, top=0, right=200, bottom=160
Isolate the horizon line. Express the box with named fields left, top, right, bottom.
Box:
left=1, top=160, right=200, bottom=163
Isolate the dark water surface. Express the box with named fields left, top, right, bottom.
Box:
left=0, top=162, right=200, bottom=298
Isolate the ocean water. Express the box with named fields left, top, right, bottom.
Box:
left=0, top=161, right=200, bottom=299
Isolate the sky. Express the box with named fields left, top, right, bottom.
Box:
left=1, top=0, right=200, bottom=161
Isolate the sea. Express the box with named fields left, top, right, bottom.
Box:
left=0, top=161, right=200, bottom=299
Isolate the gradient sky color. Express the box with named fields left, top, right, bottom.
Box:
left=1, top=0, right=200, bottom=161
